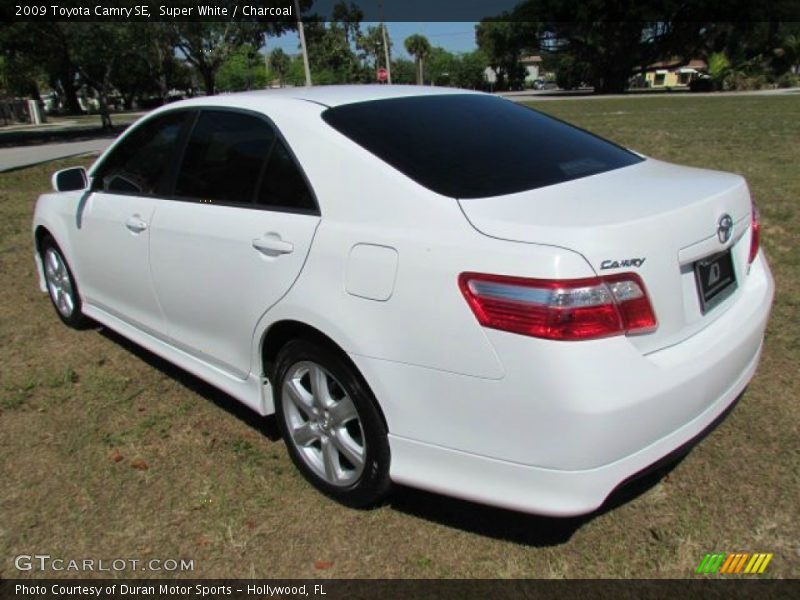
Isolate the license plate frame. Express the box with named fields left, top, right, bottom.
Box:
left=694, top=249, right=737, bottom=314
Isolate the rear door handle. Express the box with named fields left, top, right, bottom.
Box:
left=252, top=234, right=294, bottom=256
left=125, top=215, right=148, bottom=233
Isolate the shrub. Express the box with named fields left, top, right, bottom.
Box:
left=777, top=72, right=800, bottom=88
left=725, top=72, right=767, bottom=91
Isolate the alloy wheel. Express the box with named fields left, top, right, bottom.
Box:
left=44, top=247, right=75, bottom=318
left=281, top=361, right=366, bottom=487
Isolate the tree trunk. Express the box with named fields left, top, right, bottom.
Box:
left=154, top=42, right=169, bottom=104
left=98, top=91, right=113, bottom=129
left=202, top=68, right=216, bottom=96
left=28, top=81, right=43, bottom=105
left=594, top=69, right=630, bottom=94
left=60, top=68, right=82, bottom=114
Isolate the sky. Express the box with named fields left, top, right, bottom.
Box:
left=266, top=22, right=480, bottom=59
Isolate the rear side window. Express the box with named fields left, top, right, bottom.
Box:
left=93, top=111, right=187, bottom=195
left=175, top=110, right=275, bottom=204
left=322, top=94, right=643, bottom=199
left=256, top=139, right=316, bottom=211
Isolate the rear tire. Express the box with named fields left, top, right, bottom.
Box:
left=41, top=237, right=90, bottom=329
left=273, top=339, right=391, bottom=508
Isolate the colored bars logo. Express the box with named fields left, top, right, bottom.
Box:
left=696, top=552, right=773, bottom=574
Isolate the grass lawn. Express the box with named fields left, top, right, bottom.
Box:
left=0, top=94, right=798, bottom=579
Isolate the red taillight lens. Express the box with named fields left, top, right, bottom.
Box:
left=458, top=272, right=657, bottom=341
left=748, top=202, right=760, bottom=265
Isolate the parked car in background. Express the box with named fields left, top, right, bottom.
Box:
left=33, top=86, right=773, bottom=515
left=532, top=79, right=559, bottom=90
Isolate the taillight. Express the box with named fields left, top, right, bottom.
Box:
left=748, top=201, right=760, bottom=265
left=458, top=272, right=657, bottom=341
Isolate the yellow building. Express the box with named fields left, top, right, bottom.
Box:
left=644, top=59, right=707, bottom=88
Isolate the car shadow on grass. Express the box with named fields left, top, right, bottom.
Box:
left=98, top=327, right=282, bottom=443
left=387, top=457, right=684, bottom=547
left=97, top=324, right=738, bottom=548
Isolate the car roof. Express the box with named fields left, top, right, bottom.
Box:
left=171, top=84, right=482, bottom=110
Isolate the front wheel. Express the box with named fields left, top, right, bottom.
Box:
left=41, top=237, right=90, bottom=329
left=273, top=339, right=391, bottom=508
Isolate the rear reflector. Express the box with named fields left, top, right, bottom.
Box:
left=748, top=201, right=760, bottom=265
left=458, top=272, right=657, bottom=341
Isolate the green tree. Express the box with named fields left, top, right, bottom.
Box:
left=475, top=20, right=534, bottom=91
left=708, top=51, right=731, bottom=82
left=0, top=28, right=48, bottom=101
left=130, top=23, right=181, bottom=105
left=70, top=23, right=143, bottom=127
left=286, top=55, right=307, bottom=86
left=454, top=50, right=489, bottom=89
left=550, top=53, right=591, bottom=90
left=0, top=23, right=83, bottom=113
left=303, top=20, right=358, bottom=82
left=332, top=0, right=363, bottom=49
left=506, top=0, right=711, bottom=94
left=780, top=33, right=800, bottom=74
left=775, top=33, right=800, bottom=74
left=109, top=24, right=180, bottom=109
left=173, top=22, right=270, bottom=95
left=404, top=34, right=431, bottom=85
left=218, top=44, right=268, bottom=92
left=390, top=58, right=416, bottom=84
left=358, top=25, right=392, bottom=75
left=269, top=48, right=291, bottom=87
left=426, top=47, right=457, bottom=86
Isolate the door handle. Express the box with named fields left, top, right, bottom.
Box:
left=252, top=234, right=294, bottom=256
left=125, top=216, right=148, bottom=233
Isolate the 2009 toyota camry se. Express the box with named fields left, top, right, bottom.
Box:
left=32, top=86, right=774, bottom=516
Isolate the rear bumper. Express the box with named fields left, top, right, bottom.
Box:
left=387, top=339, right=760, bottom=516
left=353, top=253, right=774, bottom=516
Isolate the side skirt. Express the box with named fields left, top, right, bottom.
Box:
left=82, top=303, right=272, bottom=416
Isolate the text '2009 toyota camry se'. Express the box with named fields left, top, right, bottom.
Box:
left=33, top=86, right=774, bottom=516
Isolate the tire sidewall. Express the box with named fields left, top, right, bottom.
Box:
left=273, top=339, right=391, bottom=508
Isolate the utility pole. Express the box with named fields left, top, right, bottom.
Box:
left=379, top=1, right=391, bottom=84
left=264, top=31, right=272, bottom=88
left=381, top=22, right=392, bottom=84
left=294, top=0, right=312, bottom=86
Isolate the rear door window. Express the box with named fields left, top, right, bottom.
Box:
left=175, top=110, right=276, bottom=205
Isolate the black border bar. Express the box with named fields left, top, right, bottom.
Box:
left=5, top=0, right=800, bottom=23
left=2, top=579, right=799, bottom=600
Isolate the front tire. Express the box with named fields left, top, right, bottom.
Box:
left=41, top=237, right=89, bottom=329
left=273, top=339, right=391, bottom=508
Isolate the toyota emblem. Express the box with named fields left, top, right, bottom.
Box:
left=717, top=214, right=734, bottom=244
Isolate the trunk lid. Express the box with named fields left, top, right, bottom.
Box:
left=457, top=159, right=753, bottom=354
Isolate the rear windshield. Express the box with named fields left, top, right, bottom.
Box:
left=322, top=94, right=643, bottom=199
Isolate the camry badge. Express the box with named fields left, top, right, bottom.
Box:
left=600, top=257, right=646, bottom=270
left=717, top=214, right=734, bottom=244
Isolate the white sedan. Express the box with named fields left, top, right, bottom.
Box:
left=32, top=86, right=774, bottom=515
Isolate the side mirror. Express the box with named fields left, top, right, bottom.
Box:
left=52, top=167, right=88, bottom=192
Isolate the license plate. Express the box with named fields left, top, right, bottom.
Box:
left=694, top=249, right=737, bottom=314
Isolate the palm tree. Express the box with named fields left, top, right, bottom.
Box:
left=404, top=34, right=431, bottom=85
left=780, top=34, right=800, bottom=74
